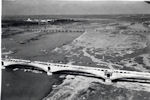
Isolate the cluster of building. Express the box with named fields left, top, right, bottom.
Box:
left=25, top=18, right=79, bottom=25
left=26, top=18, right=55, bottom=23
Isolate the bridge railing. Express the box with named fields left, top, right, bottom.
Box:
left=2, top=58, right=150, bottom=78
left=33, top=61, right=51, bottom=66
left=2, top=58, right=31, bottom=63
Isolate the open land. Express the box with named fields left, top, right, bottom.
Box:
left=2, top=15, right=150, bottom=100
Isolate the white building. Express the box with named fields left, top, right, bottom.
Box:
left=26, top=18, right=32, bottom=22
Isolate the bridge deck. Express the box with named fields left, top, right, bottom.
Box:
left=2, top=58, right=150, bottom=83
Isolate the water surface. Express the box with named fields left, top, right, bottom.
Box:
left=2, top=68, right=62, bottom=100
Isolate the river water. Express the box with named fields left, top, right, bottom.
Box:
left=2, top=68, right=63, bottom=100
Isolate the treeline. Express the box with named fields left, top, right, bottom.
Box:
left=2, top=20, right=39, bottom=27
left=2, top=19, right=81, bottom=27
left=50, top=19, right=80, bottom=25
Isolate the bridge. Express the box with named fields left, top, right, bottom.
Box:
left=2, top=58, right=150, bottom=84
left=25, top=29, right=85, bottom=33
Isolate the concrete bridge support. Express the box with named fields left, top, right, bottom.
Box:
left=47, top=66, right=52, bottom=75
left=105, top=79, right=112, bottom=84
left=104, top=70, right=113, bottom=84
left=47, top=72, right=52, bottom=75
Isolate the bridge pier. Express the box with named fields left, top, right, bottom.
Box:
left=47, top=72, right=52, bottom=76
left=105, top=79, right=112, bottom=84
left=47, top=67, right=52, bottom=75
left=104, top=70, right=113, bottom=84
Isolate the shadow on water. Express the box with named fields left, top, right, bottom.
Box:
left=53, top=70, right=105, bottom=81
left=112, top=78, right=150, bottom=84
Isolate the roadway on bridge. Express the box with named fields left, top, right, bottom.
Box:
left=2, top=58, right=150, bottom=84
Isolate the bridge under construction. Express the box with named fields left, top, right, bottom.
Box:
left=2, top=58, right=150, bottom=84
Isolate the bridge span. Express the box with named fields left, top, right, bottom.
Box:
left=2, top=58, right=150, bottom=84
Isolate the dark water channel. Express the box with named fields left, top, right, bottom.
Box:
left=2, top=67, right=63, bottom=100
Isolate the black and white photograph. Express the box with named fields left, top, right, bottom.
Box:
left=1, top=0, right=150, bottom=100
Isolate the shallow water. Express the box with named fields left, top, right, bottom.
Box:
left=2, top=31, right=82, bottom=61
left=2, top=69, right=62, bottom=100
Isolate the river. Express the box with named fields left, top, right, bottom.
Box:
left=2, top=68, right=63, bottom=100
